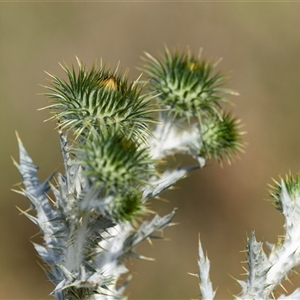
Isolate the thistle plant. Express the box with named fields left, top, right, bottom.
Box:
left=13, top=46, right=263, bottom=300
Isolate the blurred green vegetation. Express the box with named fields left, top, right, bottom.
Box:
left=1, top=2, right=300, bottom=299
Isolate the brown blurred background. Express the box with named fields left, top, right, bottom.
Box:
left=1, top=2, right=300, bottom=299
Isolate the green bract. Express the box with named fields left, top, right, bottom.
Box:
left=43, top=57, right=156, bottom=142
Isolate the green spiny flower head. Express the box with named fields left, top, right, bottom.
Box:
left=78, top=132, right=155, bottom=194
left=141, top=47, right=237, bottom=122
left=200, top=112, right=243, bottom=163
left=43, top=57, right=156, bottom=142
left=106, top=188, right=145, bottom=222
left=269, top=173, right=300, bottom=212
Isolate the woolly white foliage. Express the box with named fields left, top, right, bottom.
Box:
left=197, top=239, right=216, bottom=300
left=197, top=181, right=300, bottom=300
left=14, top=132, right=176, bottom=300
left=149, top=111, right=205, bottom=167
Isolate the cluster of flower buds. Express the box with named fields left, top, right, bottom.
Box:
left=14, top=48, right=243, bottom=300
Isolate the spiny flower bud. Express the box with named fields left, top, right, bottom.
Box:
left=43, top=57, right=155, bottom=143
left=106, top=188, right=144, bottom=222
left=77, top=133, right=154, bottom=194
left=200, top=112, right=243, bottom=163
left=269, top=173, right=300, bottom=212
left=141, top=47, right=238, bottom=123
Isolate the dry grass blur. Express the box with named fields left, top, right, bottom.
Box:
left=1, top=2, right=300, bottom=299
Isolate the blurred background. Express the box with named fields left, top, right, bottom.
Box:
left=1, top=2, right=300, bottom=299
